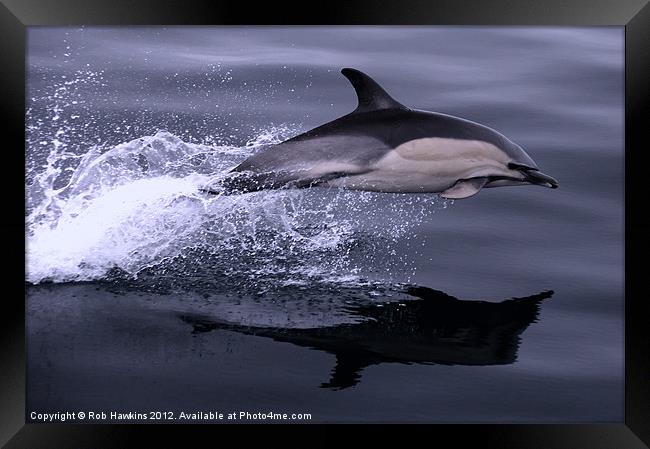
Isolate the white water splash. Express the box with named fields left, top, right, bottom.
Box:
left=26, top=65, right=452, bottom=286
left=26, top=127, right=450, bottom=285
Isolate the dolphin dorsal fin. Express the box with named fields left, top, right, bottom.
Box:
left=341, top=68, right=407, bottom=114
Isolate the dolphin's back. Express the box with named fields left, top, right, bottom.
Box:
left=232, top=108, right=510, bottom=172
left=230, top=67, right=411, bottom=183
left=234, top=111, right=398, bottom=172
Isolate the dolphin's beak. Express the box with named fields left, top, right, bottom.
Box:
left=523, top=169, right=559, bottom=189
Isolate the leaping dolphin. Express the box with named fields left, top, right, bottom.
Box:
left=204, top=68, right=558, bottom=199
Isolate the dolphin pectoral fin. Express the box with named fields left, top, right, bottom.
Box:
left=440, top=178, right=488, bottom=199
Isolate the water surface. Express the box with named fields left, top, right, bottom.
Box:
left=26, top=27, right=624, bottom=423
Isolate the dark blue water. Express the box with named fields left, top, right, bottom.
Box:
left=26, top=27, right=623, bottom=423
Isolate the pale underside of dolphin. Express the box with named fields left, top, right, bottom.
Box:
left=204, top=68, right=558, bottom=199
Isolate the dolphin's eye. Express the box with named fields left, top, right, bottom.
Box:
left=508, top=162, right=537, bottom=171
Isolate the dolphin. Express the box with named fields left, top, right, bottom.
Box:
left=204, top=68, right=558, bottom=199
left=179, top=287, right=553, bottom=390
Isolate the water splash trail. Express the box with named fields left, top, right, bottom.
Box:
left=26, top=70, right=451, bottom=287
left=26, top=128, right=450, bottom=286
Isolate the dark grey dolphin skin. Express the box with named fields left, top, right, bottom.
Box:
left=204, top=68, right=558, bottom=199
left=179, top=288, right=553, bottom=390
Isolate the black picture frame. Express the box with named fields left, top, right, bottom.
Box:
left=2, top=0, right=648, bottom=447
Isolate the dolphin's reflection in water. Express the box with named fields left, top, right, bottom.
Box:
left=179, top=286, right=553, bottom=390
